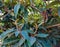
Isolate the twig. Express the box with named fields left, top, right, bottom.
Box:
left=34, top=23, right=38, bottom=34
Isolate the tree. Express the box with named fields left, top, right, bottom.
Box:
left=0, top=0, right=60, bottom=47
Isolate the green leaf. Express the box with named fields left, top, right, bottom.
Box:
left=0, top=1, right=3, bottom=7
left=14, top=3, right=20, bottom=17
left=39, top=26, right=47, bottom=31
left=35, top=33, right=49, bottom=38
left=54, top=35, right=60, bottom=38
left=18, top=38, right=25, bottom=46
left=24, top=9, right=28, bottom=17
left=27, top=37, right=36, bottom=47
left=0, top=28, right=14, bottom=39
left=13, top=38, right=25, bottom=47
left=22, top=24, right=29, bottom=30
left=22, top=30, right=34, bottom=34
left=23, top=43, right=27, bottom=47
left=29, top=37, right=36, bottom=46
left=21, top=30, right=30, bottom=40
left=3, top=38, right=19, bottom=45
left=14, top=30, right=20, bottom=37
left=46, top=1, right=60, bottom=8
left=36, top=41, right=43, bottom=47
left=10, top=0, right=13, bottom=3
left=4, top=0, right=10, bottom=3
left=50, top=38, right=57, bottom=45
left=34, top=0, right=41, bottom=5
left=58, top=7, right=60, bottom=16
left=20, top=5, right=25, bottom=12
left=38, top=39, right=52, bottom=47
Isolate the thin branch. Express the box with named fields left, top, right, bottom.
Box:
left=47, top=23, right=60, bottom=28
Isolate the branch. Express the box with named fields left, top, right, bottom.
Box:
left=13, top=19, right=22, bottom=31
left=47, top=23, right=60, bottom=28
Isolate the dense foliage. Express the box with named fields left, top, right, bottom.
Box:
left=0, top=0, right=60, bottom=47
